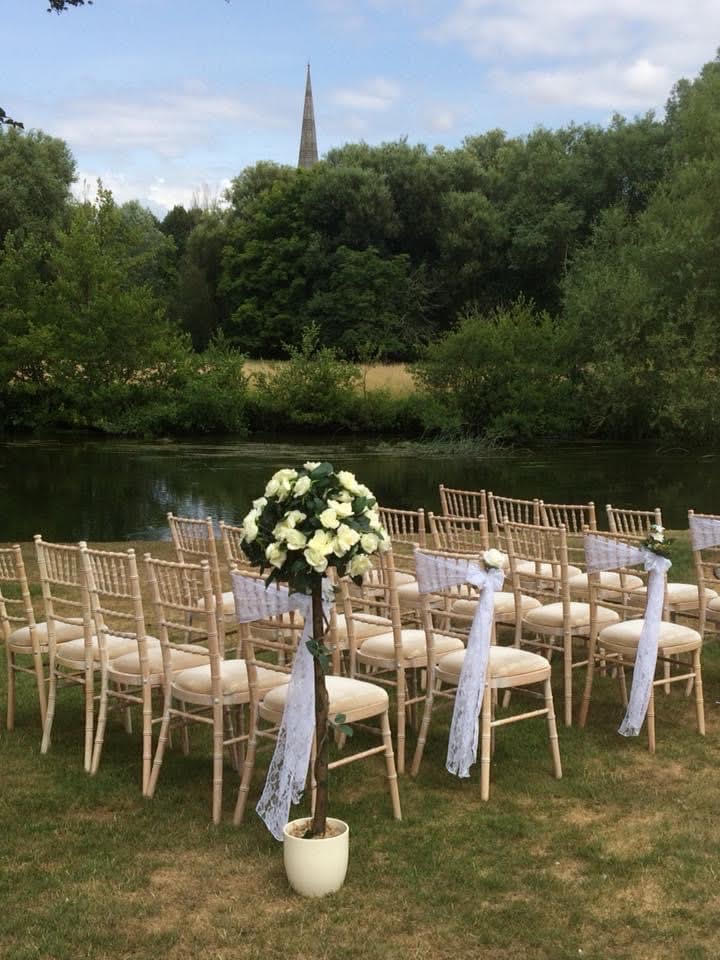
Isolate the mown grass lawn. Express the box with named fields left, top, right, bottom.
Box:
left=2, top=536, right=719, bottom=960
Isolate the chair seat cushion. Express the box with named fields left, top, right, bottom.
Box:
left=57, top=633, right=146, bottom=663
left=333, top=613, right=392, bottom=647
left=632, top=582, right=717, bottom=606
left=516, top=560, right=581, bottom=579
left=8, top=618, right=85, bottom=648
left=173, top=659, right=287, bottom=697
left=196, top=589, right=238, bottom=616
left=598, top=618, right=701, bottom=653
left=524, top=602, right=619, bottom=630
left=438, top=645, right=550, bottom=681
left=452, top=593, right=541, bottom=620
left=396, top=581, right=423, bottom=608
left=262, top=674, right=388, bottom=720
left=110, top=643, right=209, bottom=677
left=707, top=595, right=720, bottom=617
left=358, top=629, right=463, bottom=664
left=568, top=571, right=643, bottom=598
left=367, top=569, right=415, bottom=589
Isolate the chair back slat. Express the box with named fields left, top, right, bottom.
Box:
left=438, top=485, right=488, bottom=523
left=606, top=504, right=662, bottom=537
left=378, top=506, right=425, bottom=576
left=428, top=513, right=490, bottom=555
left=34, top=537, right=92, bottom=646
left=583, top=530, right=654, bottom=622
left=488, top=492, right=540, bottom=537
left=503, top=521, right=570, bottom=608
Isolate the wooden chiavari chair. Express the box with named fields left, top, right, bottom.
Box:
left=37, top=537, right=139, bottom=770
left=428, top=512, right=541, bottom=641
left=438, top=484, right=488, bottom=523
left=1, top=544, right=84, bottom=730
left=82, top=545, right=209, bottom=793
left=606, top=504, right=662, bottom=537
left=232, top=569, right=402, bottom=826
left=689, top=510, right=720, bottom=644
left=410, top=547, right=562, bottom=798
left=339, top=545, right=463, bottom=775
left=504, top=521, right=620, bottom=726
left=145, top=556, right=279, bottom=824
left=167, top=513, right=236, bottom=645
left=579, top=530, right=704, bottom=752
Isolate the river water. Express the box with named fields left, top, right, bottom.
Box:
left=1, top=435, right=718, bottom=542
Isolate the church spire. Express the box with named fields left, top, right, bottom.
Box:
left=298, top=63, right=318, bottom=169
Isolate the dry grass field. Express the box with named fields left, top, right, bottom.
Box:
left=2, top=535, right=719, bottom=960
left=244, top=360, right=416, bottom=396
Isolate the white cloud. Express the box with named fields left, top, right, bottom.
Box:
left=425, top=105, right=458, bottom=132
left=431, top=0, right=720, bottom=111
left=331, top=77, right=401, bottom=111
left=55, top=89, right=285, bottom=157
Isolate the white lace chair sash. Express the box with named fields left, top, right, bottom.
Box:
left=583, top=534, right=671, bottom=738
left=415, top=549, right=505, bottom=779
left=231, top=572, right=332, bottom=841
left=689, top=514, right=720, bottom=551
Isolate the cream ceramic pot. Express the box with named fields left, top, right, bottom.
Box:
left=283, top=818, right=350, bottom=897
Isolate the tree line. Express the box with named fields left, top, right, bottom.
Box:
left=1, top=53, right=719, bottom=441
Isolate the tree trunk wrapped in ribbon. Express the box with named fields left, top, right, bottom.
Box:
left=237, top=461, right=390, bottom=838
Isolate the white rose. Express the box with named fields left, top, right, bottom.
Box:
left=293, top=475, right=312, bottom=497
left=265, top=541, right=287, bottom=570
left=328, top=498, right=353, bottom=519
left=333, top=524, right=361, bottom=556
left=337, top=470, right=361, bottom=495
left=307, top=530, right=335, bottom=556
left=304, top=546, right=329, bottom=573
left=349, top=553, right=372, bottom=578
left=336, top=490, right=353, bottom=503
left=242, top=509, right=259, bottom=543
left=366, top=509, right=383, bottom=532
left=483, top=548, right=508, bottom=570
left=252, top=496, right=267, bottom=510
left=265, top=468, right=298, bottom=501
left=319, top=507, right=340, bottom=530
left=378, top=529, right=391, bottom=552
left=304, top=461, right=321, bottom=471
left=356, top=483, right=373, bottom=499
left=285, top=528, right=308, bottom=550
left=360, top=532, right=379, bottom=553
left=285, top=510, right=306, bottom=528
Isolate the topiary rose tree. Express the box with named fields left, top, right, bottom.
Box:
left=240, top=461, right=389, bottom=836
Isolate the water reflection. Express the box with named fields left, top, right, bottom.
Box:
left=0, top=435, right=718, bottom=541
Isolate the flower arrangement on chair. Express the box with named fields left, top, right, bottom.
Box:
left=240, top=461, right=390, bottom=837
left=643, top=523, right=672, bottom=559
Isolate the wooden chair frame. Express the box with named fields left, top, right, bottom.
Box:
left=688, top=509, right=720, bottom=643
left=36, top=537, right=97, bottom=770
left=1, top=545, right=52, bottom=729
left=580, top=530, right=704, bottom=752
left=410, top=547, right=562, bottom=799
left=488, top=492, right=541, bottom=538
left=233, top=569, right=401, bottom=826
left=145, top=555, right=248, bottom=824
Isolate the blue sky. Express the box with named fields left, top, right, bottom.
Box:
left=4, top=0, right=719, bottom=215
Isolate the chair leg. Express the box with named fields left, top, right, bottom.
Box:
left=663, top=657, right=671, bottom=695
left=396, top=667, right=406, bottom=775
left=480, top=687, right=492, bottom=801
left=647, top=686, right=656, bottom=754
left=212, top=703, right=224, bottom=824
left=90, top=672, right=109, bottom=776
left=563, top=632, right=573, bottom=726
left=693, top=649, right=705, bottom=736
left=578, top=632, right=597, bottom=728
left=381, top=710, right=402, bottom=820
left=41, top=660, right=57, bottom=754
left=618, top=661, right=628, bottom=707
left=31, top=647, right=48, bottom=729
left=84, top=661, right=95, bottom=773
left=411, top=679, right=434, bottom=777
left=233, top=706, right=258, bottom=826
left=147, top=686, right=171, bottom=798
left=6, top=649, right=16, bottom=731
left=544, top=678, right=562, bottom=779
left=141, top=681, right=153, bottom=795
